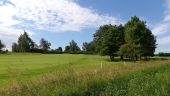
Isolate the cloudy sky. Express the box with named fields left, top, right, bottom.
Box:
left=0, top=0, right=169, bottom=52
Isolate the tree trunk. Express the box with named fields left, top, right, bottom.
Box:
left=110, top=55, right=114, bottom=61
left=135, top=55, right=138, bottom=61
left=120, top=55, right=124, bottom=61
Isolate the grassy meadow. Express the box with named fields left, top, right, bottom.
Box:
left=0, top=54, right=169, bottom=95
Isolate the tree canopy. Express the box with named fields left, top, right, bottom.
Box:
left=93, top=16, right=156, bottom=61
left=39, top=38, right=51, bottom=52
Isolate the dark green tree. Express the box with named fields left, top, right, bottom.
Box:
left=93, top=25, right=111, bottom=53
left=39, top=38, right=51, bottom=52
left=82, top=42, right=88, bottom=51
left=12, top=43, right=18, bottom=52
left=55, top=47, right=63, bottom=53
left=119, top=43, right=140, bottom=61
left=17, top=31, right=34, bottom=52
left=0, top=40, right=5, bottom=52
left=93, top=25, right=123, bottom=61
left=64, top=46, right=70, bottom=53
left=120, top=16, right=156, bottom=60
left=69, top=40, right=80, bottom=53
left=101, top=25, right=122, bottom=61
left=58, top=47, right=63, bottom=52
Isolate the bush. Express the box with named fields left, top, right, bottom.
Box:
left=158, top=52, right=170, bottom=57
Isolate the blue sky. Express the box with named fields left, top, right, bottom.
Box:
left=0, top=0, right=170, bottom=52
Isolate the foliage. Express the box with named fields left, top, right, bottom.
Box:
left=0, top=40, right=5, bottom=52
left=82, top=41, right=95, bottom=52
left=39, top=38, right=51, bottom=52
left=65, top=40, right=81, bottom=53
left=17, top=31, right=35, bottom=52
left=69, top=40, right=81, bottom=52
left=93, top=25, right=124, bottom=61
left=119, top=16, right=156, bottom=60
left=64, top=46, right=70, bottom=53
left=12, top=43, right=18, bottom=52
left=158, top=52, right=170, bottom=57
left=93, top=25, right=111, bottom=53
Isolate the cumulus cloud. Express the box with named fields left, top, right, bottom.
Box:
left=152, top=0, right=170, bottom=36
left=157, top=36, right=170, bottom=45
left=0, top=0, right=121, bottom=50
left=0, top=26, right=34, bottom=50
left=152, top=22, right=170, bottom=35
left=151, top=0, right=170, bottom=49
left=0, top=0, right=121, bottom=32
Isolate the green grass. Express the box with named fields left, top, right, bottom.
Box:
left=0, top=54, right=120, bottom=85
left=0, top=53, right=169, bottom=95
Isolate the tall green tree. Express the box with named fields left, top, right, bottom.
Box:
left=17, top=31, right=34, bottom=52
left=69, top=40, right=80, bottom=53
left=39, top=38, right=51, bottom=52
left=101, top=25, right=122, bottom=61
left=58, top=47, right=63, bottom=52
left=64, top=46, right=70, bottom=53
left=120, top=16, right=156, bottom=60
left=0, top=40, right=5, bottom=52
left=93, top=25, right=111, bottom=53
left=12, top=43, right=18, bottom=52
left=93, top=25, right=123, bottom=61
left=82, top=41, right=95, bottom=52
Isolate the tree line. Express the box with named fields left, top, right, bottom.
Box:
left=0, top=16, right=157, bottom=61
left=81, top=16, right=157, bottom=61
left=11, top=31, right=82, bottom=54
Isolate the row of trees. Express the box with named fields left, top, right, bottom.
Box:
left=11, top=31, right=84, bottom=54
left=12, top=31, right=51, bottom=53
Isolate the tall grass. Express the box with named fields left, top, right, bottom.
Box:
left=0, top=58, right=170, bottom=96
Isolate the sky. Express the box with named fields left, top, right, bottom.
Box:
left=0, top=0, right=170, bottom=52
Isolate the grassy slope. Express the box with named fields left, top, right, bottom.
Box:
left=0, top=54, right=169, bottom=95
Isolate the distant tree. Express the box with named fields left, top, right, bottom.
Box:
left=82, top=41, right=95, bottom=54
left=82, top=42, right=88, bottom=51
left=17, top=31, right=34, bottom=52
left=12, top=43, right=18, bottom=52
left=58, top=47, right=63, bottom=52
left=69, top=40, right=80, bottom=53
left=0, top=40, right=5, bottom=52
left=54, top=47, right=63, bottom=53
left=64, top=46, right=70, bottom=53
left=39, top=38, right=51, bottom=52
left=158, top=52, right=170, bottom=57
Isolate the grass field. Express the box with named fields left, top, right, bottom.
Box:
left=0, top=54, right=169, bottom=95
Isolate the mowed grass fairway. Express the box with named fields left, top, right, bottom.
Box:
left=0, top=54, right=169, bottom=95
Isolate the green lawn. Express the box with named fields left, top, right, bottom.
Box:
left=0, top=53, right=119, bottom=85
left=0, top=54, right=169, bottom=95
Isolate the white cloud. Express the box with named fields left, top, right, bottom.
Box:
left=0, top=27, right=34, bottom=50
left=0, top=0, right=121, bottom=50
left=151, top=0, right=170, bottom=52
left=152, top=0, right=170, bottom=36
left=157, top=36, right=170, bottom=45
left=0, top=0, right=121, bottom=32
left=152, top=22, right=170, bottom=35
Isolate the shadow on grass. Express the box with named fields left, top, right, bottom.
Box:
left=104, top=57, right=169, bottom=62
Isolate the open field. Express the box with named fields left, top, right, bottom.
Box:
left=0, top=54, right=169, bottom=95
